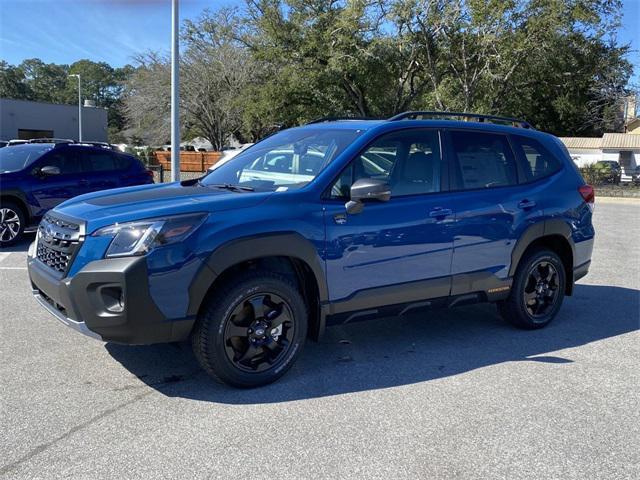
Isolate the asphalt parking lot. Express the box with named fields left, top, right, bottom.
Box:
left=1, top=198, right=638, bottom=479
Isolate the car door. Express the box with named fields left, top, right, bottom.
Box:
left=509, top=133, right=564, bottom=211
left=82, top=148, right=120, bottom=191
left=443, top=129, right=544, bottom=295
left=29, top=147, right=90, bottom=210
left=322, top=128, right=456, bottom=309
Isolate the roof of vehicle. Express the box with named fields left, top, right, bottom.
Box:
left=295, top=110, right=547, bottom=137
left=297, top=118, right=551, bottom=141
left=7, top=140, right=125, bottom=152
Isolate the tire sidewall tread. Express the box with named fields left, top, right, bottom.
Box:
left=499, top=248, right=566, bottom=329
left=192, top=270, right=307, bottom=388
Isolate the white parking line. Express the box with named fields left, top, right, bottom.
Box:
left=0, top=266, right=27, bottom=270
left=0, top=252, right=10, bottom=263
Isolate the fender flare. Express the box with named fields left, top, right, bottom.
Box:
left=187, top=232, right=328, bottom=318
left=0, top=189, right=33, bottom=220
left=509, top=219, right=575, bottom=277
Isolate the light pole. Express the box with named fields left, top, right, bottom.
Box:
left=68, top=74, right=82, bottom=142
left=170, top=0, right=180, bottom=181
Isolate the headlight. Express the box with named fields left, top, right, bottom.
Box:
left=93, top=213, right=207, bottom=258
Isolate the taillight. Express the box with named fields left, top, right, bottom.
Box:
left=579, top=184, right=595, bottom=206
left=145, top=169, right=154, bottom=178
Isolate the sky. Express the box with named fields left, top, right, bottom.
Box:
left=0, top=0, right=638, bottom=83
left=0, top=0, right=237, bottom=66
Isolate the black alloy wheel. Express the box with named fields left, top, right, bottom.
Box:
left=223, top=293, right=295, bottom=373
left=498, top=248, right=566, bottom=329
left=523, top=261, right=560, bottom=318
left=0, top=202, right=25, bottom=246
left=191, top=270, right=307, bottom=388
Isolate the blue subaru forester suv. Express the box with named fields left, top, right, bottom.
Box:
left=27, top=112, right=595, bottom=388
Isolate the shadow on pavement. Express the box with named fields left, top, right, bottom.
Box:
left=0, top=233, right=35, bottom=253
left=106, top=283, right=639, bottom=404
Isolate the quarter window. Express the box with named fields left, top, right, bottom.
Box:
left=450, top=131, right=517, bottom=190
left=511, top=136, right=561, bottom=181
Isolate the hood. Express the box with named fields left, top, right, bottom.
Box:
left=54, top=181, right=273, bottom=232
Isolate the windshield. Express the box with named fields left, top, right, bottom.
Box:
left=200, top=128, right=363, bottom=191
left=0, top=144, right=52, bottom=173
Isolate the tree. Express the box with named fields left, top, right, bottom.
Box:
left=18, top=58, right=69, bottom=103
left=0, top=61, right=30, bottom=99
left=182, top=8, right=260, bottom=149
left=122, top=52, right=172, bottom=146
left=68, top=60, right=134, bottom=135
left=243, top=0, right=416, bottom=118
left=242, top=0, right=632, bottom=135
left=390, top=0, right=632, bottom=134
left=122, top=0, right=633, bottom=144
left=123, top=9, right=263, bottom=149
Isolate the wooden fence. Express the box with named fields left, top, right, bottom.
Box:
left=153, top=151, right=223, bottom=172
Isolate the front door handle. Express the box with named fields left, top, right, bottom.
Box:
left=518, top=199, right=537, bottom=210
left=428, top=207, right=453, bottom=218
left=78, top=179, right=89, bottom=186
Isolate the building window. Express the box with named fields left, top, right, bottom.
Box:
left=18, top=129, right=54, bottom=140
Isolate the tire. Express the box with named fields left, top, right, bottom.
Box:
left=0, top=201, right=26, bottom=247
left=191, top=270, right=308, bottom=388
left=498, top=248, right=566, bottom=329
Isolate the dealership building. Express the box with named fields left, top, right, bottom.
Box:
left=0, top=98, right=108, bottom=142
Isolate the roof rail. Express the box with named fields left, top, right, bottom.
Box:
left=71, top=141, right=117, bottom=150
left=388, top=111, right=533, bottom=129
left=28, top=138, right=75, bottom=144
left=306, top=116, right=379, bottom=125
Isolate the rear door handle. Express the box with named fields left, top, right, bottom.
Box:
left=428, top=207, right=453, bottom=218
left=518, top=199, right=537, bottom=210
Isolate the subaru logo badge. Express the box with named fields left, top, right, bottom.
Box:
left=43, top=224, right=54, bottom=242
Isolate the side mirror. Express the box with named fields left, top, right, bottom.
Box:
left=345, top=178, right=391, bottom=214
left=39, top=166, right=61, bottom=176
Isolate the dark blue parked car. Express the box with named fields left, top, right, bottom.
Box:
left=27, top=113, right=595, bottom=388
left=0, top=141, right=154, bottom=245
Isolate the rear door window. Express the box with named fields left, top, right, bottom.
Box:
left=115, top=155, right=132, bottom=170
left=449, top=131, right=517, bottom=190
left=86, top=151, right=117, bottom=172
left=511, top=135, right=561, bottom=182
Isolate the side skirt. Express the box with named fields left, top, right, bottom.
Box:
left=322, top=275, right=512, bottom=328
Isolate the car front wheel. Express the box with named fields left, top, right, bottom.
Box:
left=191, top=270, right=307, bottom=388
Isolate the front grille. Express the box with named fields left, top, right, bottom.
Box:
left=37, top=242, right=75, bottom=273
left=36, top=214, right=83, bottom=275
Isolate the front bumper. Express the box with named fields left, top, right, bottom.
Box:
left=28, top=247, right=181, bottom=344
left=573, top=260, right=590, bottom=282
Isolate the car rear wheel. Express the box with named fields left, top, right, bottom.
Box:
left=498, top=248, right=566, bottom=329
left=0, top=201, right=25, bottom=247
left=191, top=270, right=307, bottom=388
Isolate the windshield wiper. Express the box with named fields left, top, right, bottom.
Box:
left=209, top=183, right=255, bottom=192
